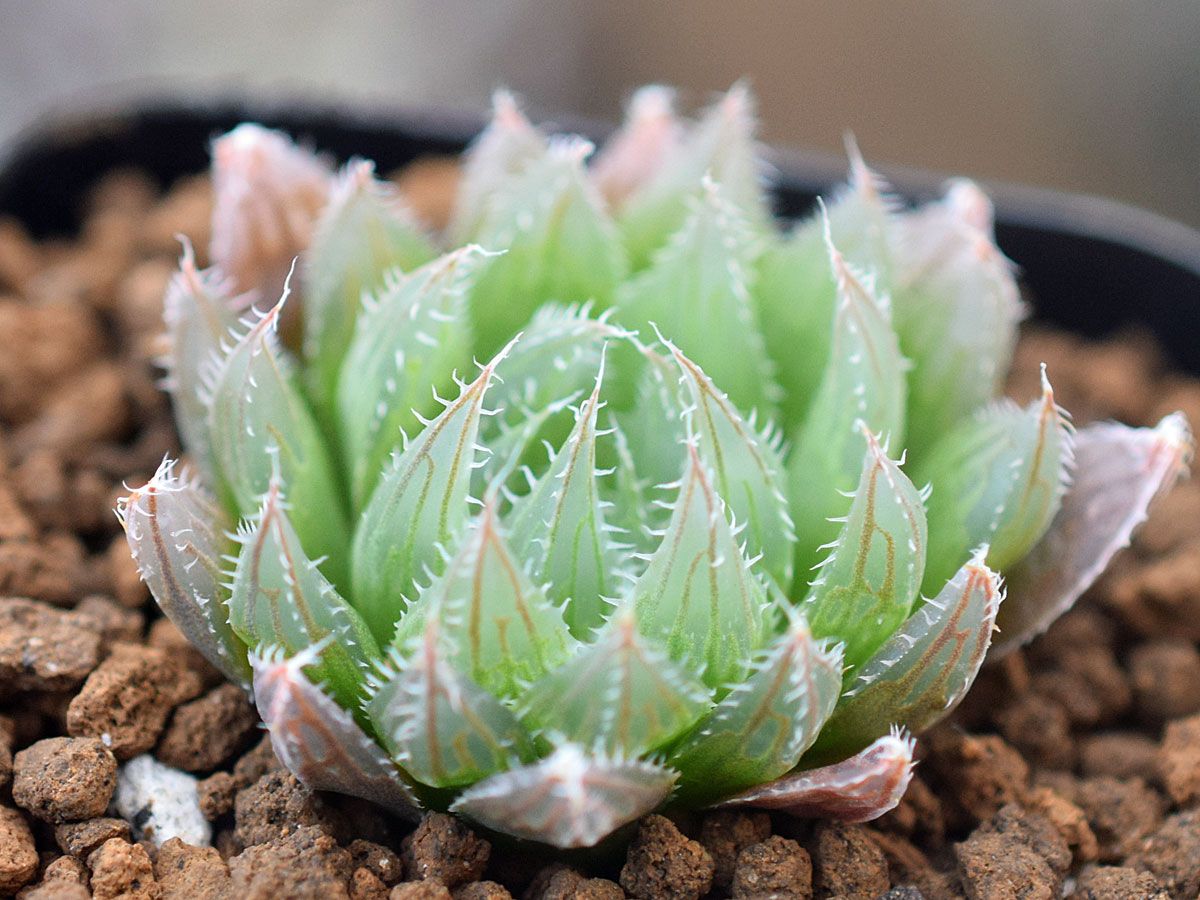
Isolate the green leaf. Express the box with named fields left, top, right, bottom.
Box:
left=228, top=471, right=379, bottom=714
left=204, top=289, right=348, bottom=573
left=336, top=246, right=481, bottom=507
left=304, top=160, right=435, bottom=410
left=787, top=238, right=907, bottom=579
left=251, top=646, right=421, bottom=820
left=117, top=458, right=250, bottom=687
left=451, top=744, right=678, bottom=849
left=753, top=156, right=893, bottom=435
left=669, top=613, right=843, bottom=804
left=519, top=608, right=710, bottom=756
left=508, top=361, right=619, bottom=638
left=469, top=137, right=628, bottom=357
left=450, top=90, right=547, bottom=244
left=608, top=345, right=687, bottom=506
left=393, top=496, right=576, bottom=698
left=630, top=443, right=771, bottom=689
left=802, top=428, right=928, bottom=668
left=351, top=339, right=512, bottom=643
left=891, top=180, right=1024, bottom=455
left=915, top=368, right=1072, bottom=592
left=616, top=177, right=775, bottom=418
left=368, top=614, right=533, bottom=789
left=162, top=244, right=243, bottom=483
left=666, top=339, right=795, bottom=590
left=619, top=82, right=771, bottom=268
left=805, top=549, right=1002, bottom=764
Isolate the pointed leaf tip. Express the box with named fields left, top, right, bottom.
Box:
left=451, top=744, right=677, bottom=847
left=715, top=729, right=915, bottom=824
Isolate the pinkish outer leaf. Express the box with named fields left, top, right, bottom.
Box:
left=210, top=124, right=332, bottom=299
left=450, top=744, right=678, bottom=848
left=591, top=85, right=684, bottom=213
left=992, top=413, right=1192, bottom=656
left=250, top=645, right=421, bottom=821
left=713, top=729, right=915, bottom=824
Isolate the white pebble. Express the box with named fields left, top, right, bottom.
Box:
left=113, top=755, right=211, bottom=847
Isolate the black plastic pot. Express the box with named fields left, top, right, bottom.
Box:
left=2, top=100, right=1199, bottom=373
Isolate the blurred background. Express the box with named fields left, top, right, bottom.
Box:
left=2, top=0, right=1197, bottom=225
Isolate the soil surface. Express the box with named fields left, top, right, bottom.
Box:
left=1, top=166, right=1199, bottom=899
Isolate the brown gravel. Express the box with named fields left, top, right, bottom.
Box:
left=235, top=769, right=347, bottom=847
left=1156, top=714, right=1200, bottom=806
left=54, top=816, right=132, bottom=858
left=730, top=835, right=812, bottom=899
left=401, top=813, right=490, bottom=890
left=156, top=683, right=257, bottom=772
left=620, top=815, right=714, bottom=900
left=154, top=837, right=232, bottom=900
left=88, top=837, right=159, bottom=899
left=12, top=737, right=117, bottom=823
left=66, top=642, right=202, bottom=760
left=808, top=822, right=889, bottom=899
left=697, top=810, right=772, bottom=890
left=0, top=598, right=100, bottom=692
left=0, top=804, right=38, bottom=895
left=1072, top=865, right=1170, bottom=899
left=1073, top=776, right=1167, bottom=862
left=1124, top=810, right=1200, bottom=898
left=228, top=825, right=354, bottom=899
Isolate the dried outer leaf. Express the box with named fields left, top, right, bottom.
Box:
left=393, top=496, right=576, bottom=698
left=509, top=362, right=618, bottom=637
left=116, top=458, right=250, bottom=687
left=228, top=473, right=379, bottom=712
left=631, top=442, right=772, bottom=689
left=715, top=728, right=915, bottom=824
left=994, top=412, right=1192, bottom=656
left=204, top=291, right=348, bottom=573
left=891, top=180, right=1024, bottom=456
left=591, top=85, right=684, bottom=213
left=753, top=155, right=894, bottom=435
left=368, top=613, right=534, bottom=789
left=669, top=613, right=843, bottom=805
left=469, top=136, right=628, bottom=358
left=450, top=89, right=547, bottom=244
left=915, top=368, right=1071, bottom=593
left=619, top=82, right=772, bottom=269
left=250, top=645, right=421, bottom=820
left=616, top=177, right=775, bottom=418
left=518, top=608, right=711, bottom=756
left=210, top=123, right=332, bottom=299
left=161, top=245, right=243, bottom=483
left=667, top=339, right=795, bottom=590
left=304, top=160, right=436, bottom=409
left=802, top=428, right=928, bottom=668
left=806, top=549, right=1002, bottom=764
left=337, top=246, right=481, bottom=507
left=787, top=237, right=907, bottom=578
left=351, top=340, right=513, bottom=643
left=451, top=744, right=678, bottom=849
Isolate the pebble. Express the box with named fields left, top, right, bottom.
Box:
left=12, top=737, right=117, bottom=823
left=113, top=754, right=211, bottom=848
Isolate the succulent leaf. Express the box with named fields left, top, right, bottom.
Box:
left=669, top=614, right=842, bottom=804
left=716, top=728, right=915, bottom=823
left=304, top=160, right=435, bottom=408
left=351, top=340, right=513, bottom=643
left=116, top=459, right=250, bottom=687
left=509, top=363, right=618, bottom=637
left=915, top=368, right=1071, bottom=592
left=228, top=472, right=379, bottom=713
left=591, top=85, right=684, bottom=212
left=251, top=646, right=421, bottom=819
left=451, top=90, right=547, bottom=244
left=753, top=159, right=894, bottom=435
left=519, top=608, right=710, bottom=756
left=667, top=340, right=794, bottom=590
left=451, top=744, right=678, bottom=848
left=891, top=180, right=1024, bottom=455
left=395, top=496, right=577, bottom=697
left=631, top=443, right=771, bottom=689
left=619, top=83, right=770, bottom=268
left=204, top=290, right=348, bottom=570
left=469, top=137, right=628, bottom=357
left=802, top=428, right=928, bottom=667
left=162, top=246, right=243, bottom=482
left=210, top=124, right=332, bottom=300
left=617, top=178, right=774, bottom=417
left=994, top=413, right=1192, bottom=654
left=807, top=549, right=1002, bottom=763
left=369, top=613, right=534, bottom=788
left=336, top=246, right=480, bottom=506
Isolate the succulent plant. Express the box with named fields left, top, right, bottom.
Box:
left=118, top=85, right=1192, bottom=848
